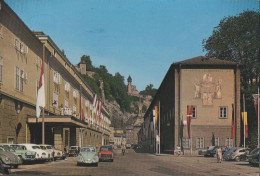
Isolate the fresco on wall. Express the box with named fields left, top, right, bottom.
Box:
left=193, top=73, right=223, bottom=105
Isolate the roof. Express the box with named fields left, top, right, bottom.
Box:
left=173, top=56, right=238, bottom=67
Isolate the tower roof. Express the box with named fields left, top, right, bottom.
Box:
left=127, top=75, right=132, bottom=82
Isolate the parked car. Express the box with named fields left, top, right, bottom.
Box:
left=204, top=146, right=228, bottom=157
left=18, top=144, right=52, bottom=161
left=69, top=146, right=80, bottom=157
left=247, top=148, right=260, bottom=166
left=39, top=144, right=64, bottom=160
left=77, top=146, right=99, bottom=166
left=223, top=147, right=239, bottom=160
left=228, top=148, right=250, bottom=161
left=199, top=146, right=215, bottom=156
left=99, top=145, right=114, bottom=162
left=0, top=145, right=23, bottom=168
left=5, top=144, right=36, bottom=162
left=0, top=147, right=22, bottom=172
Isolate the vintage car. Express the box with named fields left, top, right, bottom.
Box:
left=18, top=144, right=52, bottom=161
left=204, top=146, right=228, bottom=157
left=77, top=146, right=99, bottom=166
left=69, top=146, right=80, bottom=157
left=247, top=148, right=260, bottom=166
left=99, top=145, right=114, bottom=162
left=2, top=144, right=36, bottom=162
left=223, top=147, right=239, bottom=160
left=39, top=144, right=64, bottom=160
left=228, top=148, right=250, bottom=161
left=0, top=147, right=22, bottom=172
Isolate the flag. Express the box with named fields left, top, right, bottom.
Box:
left=154, top=106, right=158, bottom=125
left=95, top=99, right=99, bottom=115
left=92, top=94, right=97, bottom=108
left=187, top=105, right=193, bottom=139
left=36, top=57, right=45, bottom=118
left=241, top=112, right=248, bottom=138
left=81, top=108, right=85, bottom=121
left=231, top=104, right=235, bottom=139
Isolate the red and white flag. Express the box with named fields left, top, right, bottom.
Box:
left=36, top=58, right=45, bottom=118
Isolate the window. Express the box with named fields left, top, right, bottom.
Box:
left=36, top=56, right=42, bottom=68
left=182, top=138, right=190, bottom=149
left=53, top=92, right=58, bottom=109
left=15, top=39, right=19, bottom=49
left=225, top=138, right=233, bottom=148
left=219, top=107, right=228, bottom=119
left=20, top=69, right=24, bottom=92
left=196, top=137, right=204, bottom=149
left=215, top=137, right=219, bottom=146
left=15, top=67, right=20, bottom=90
left=20, top=43, right=24, bottom=53
left=0, top=56, right=2, bottom=82
left=192, top=106, right=197, bottom=119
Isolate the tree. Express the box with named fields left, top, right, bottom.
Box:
left=203, top=11, right=260, bottom=90
left=140, top=84, right=157, bottom=98
left=203, top=10, right=260, bottom=147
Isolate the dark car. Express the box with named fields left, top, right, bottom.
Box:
left=0, top=147, right=22, bottom=174
left=204, top=146, right=228, bottom=157
left=247, top=148, right=260, bottom=166
left=223, top=147, right=240, bottom=160
left=69, top=146, right=80, bottom=157
left=99, top=145, right=114, bottom=162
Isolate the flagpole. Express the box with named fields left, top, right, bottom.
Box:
left=159, top=101, right=160, bottom=155
left=243, top=94, right=245, bottom=148
left=190, top=115, right=192, bottom=155
left=42, top=45, right=45, bottom=145
left=257, top=86, right=260, bottom=148
left=42, top=108, right=45, bottom=144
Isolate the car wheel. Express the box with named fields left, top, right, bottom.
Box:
left=110, top=159, right=114, bottom=162
left=95, top=163, right=98, bottom=167
left=235, top=156, right=240, bottom=162
left=77, top=162, right=80, bottom=166
left=14, top=164, right=18, bottom=169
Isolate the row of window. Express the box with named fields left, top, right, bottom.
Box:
left=182, top=137, right=233, bottom=149
left=190, top=106, right=228, bottom=119
left=15, top=38, right=28, bottom=54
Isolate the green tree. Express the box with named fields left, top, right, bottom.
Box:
left=140, top=84, right=157, bottom=98
left=203, top=10, right=260, bottom=148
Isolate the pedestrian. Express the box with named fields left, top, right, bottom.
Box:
left=63, top=147, right=67, bottom=160
left=216, top=147, right=222, bottom=163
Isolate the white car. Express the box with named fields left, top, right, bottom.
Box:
left=18, top=144, right=52, bottom=161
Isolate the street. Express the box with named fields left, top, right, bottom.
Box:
left=9, top=149, right=259, bottom=176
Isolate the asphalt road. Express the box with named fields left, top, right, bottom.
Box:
left=9, top=149, right=259, bottom=176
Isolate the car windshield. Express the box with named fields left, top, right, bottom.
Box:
left=11, top=145, right=24, bottom=150
left=32, top=146, right=41, bottom=149
left=100, top=146, right=112, bottom=151
left=46, top=146, right=53, bottom=149
left=81, top=147, right=95, bottom=152
left=71, top=147, right=77, bottom=150
left=40, top=146, right=46, bottom=150
left=224, top=147, right=237, bottom=155
left=0, top=145, right=10, bottom=151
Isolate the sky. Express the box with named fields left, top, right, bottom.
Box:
left=5, top=0, right=259, bottom=91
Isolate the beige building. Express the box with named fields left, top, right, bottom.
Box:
left=0, top=1, right=110, bottom=150
left=141, top=56, right=241, bottom=154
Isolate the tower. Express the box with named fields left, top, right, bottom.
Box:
left=127, top=75, right=132, bottom=95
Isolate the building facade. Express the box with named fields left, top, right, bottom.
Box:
left=141, top=56, right=241, bottom=154
left=0, top=0, right=110, bottom=150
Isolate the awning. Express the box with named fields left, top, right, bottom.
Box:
left=27, top=115, right=88, bottom=128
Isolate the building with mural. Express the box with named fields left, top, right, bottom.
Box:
left=140, top=56, right=241, bottom=154
left=0, top=0, right=110, bottom=150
